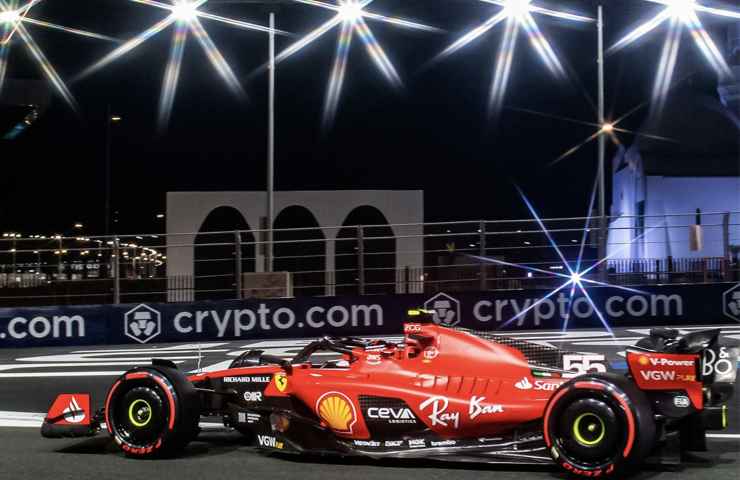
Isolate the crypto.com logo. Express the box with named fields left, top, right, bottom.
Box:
left=424, top=293, right=461, bottom=327
left=723, top=283, right=740, bottom=323
left=124, top=304, right=162, bottom=344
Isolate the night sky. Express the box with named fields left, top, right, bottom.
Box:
left=0, top=0, right=736, bottom=235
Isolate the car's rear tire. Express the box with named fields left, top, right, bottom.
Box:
left=544, top=373, right=656, bottom=477
left=105, top=366, right=200, bottom=457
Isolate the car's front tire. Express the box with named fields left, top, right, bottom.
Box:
left=105, top=366, right=200, bottom=457
left=544, top=373, right=656, bottom=476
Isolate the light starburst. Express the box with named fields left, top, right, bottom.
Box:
left=434, top=0, right=593, bottom=115
left=507, top=103, right=678, bottom=167
left=0, top=0, right=116, bottom=111
left=609, top=0, right=739, bottom=115
left=472, top=184, right=663, bottom=335
left=76, top=0, right=285, bottom=130
left=275, top=0, right=441, bottom=128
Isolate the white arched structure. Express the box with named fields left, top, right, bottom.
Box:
left=167, top=191, right=424, bottom=299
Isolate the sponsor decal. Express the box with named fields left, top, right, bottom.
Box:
left=561, top=461, right=614, bottom=476
left=420, top=395, right=503, bottom=427
left=63, top=396, right=86, bottom=424
left=238, top=412, right=262, bottom=424
left=424, top=293, right=461, bottom=327
left=674, top=396, right=691, bottom=408
left=468, top=396, right=504, bottom=420
left=423, top=346, right=439, bottom=362
left=224, top=376, right=271, bottom=383
left=639, top=356, right=650, bottom=366
left=533, top=380, right=563, bottom=391
left=353, top=440, right=381, bottom=447
left=419, top=396, right=460, bottom=429
left=478, top=437, right=503, bottom=443
left=366, top=354, right=382, bottom=366
left=408, top=439, right=426, bottom=448
left=404, top=324, right=422, bottom=334
left=316, top=392, right=357, bottom=434
left=367, top=407, right=417, bottom=424
left=257, top=435, right=284, bottom=449
left=273, top=373, right=289, bottom=393
left=639, top=370, right=695, bottom=382
left=515, top=377, right=533, bottom=390
left=518, top=432, right=544, bottom=442
left=384, top=440, right=403, bottom=447
left=243, top=391, right=263, bottom=402
left=703, top=347, right=735, bottom=377
left=430, top=440, right=457, bottom=447
left=124, top=304, right=161, bottom=344
left=647, top=357, right=694, bottom=367
left=516, top=377, right=564, bottom=391
left=48, top=394, right=90, bottom=426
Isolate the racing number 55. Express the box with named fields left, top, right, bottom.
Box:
left=563, top=354, right=607, bottom=375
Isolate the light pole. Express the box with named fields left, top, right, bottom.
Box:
left=597, top=5, right=607, bottom=281
left=104, top=107, right=122, bottom=236
left=233, top=0, right=291, bottom=273
left=266, top=11, right=275, bottom=273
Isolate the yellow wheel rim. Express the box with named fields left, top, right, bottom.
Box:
left=572, top=413, right=606, bottom=447
left=128, top=399, right=153, bottom=428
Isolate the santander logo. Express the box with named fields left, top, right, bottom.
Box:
left=515, top=377, right=563, bottom=391
left=63, top=396, right=86, bottom=424
left=515, top=377, right=533, bottom=390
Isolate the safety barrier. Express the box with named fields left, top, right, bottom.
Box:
left=1, top=282, right=738, bottom=348
left=0, top=210, right=738, bottom=307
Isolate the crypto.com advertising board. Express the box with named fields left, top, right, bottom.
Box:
left=0, top=282, right=739, bottom=348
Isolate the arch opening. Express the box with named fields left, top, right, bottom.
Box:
left=335, top=206, right=396, bottom=296
left=194, top=206, right=255, bottom=301
left=273, top=206, right=326, bottom=297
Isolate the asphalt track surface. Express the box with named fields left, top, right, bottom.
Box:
left=0, top=325, right=739, bottom=480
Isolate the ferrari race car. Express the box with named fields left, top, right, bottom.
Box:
left=42, top=312, right=737, bottom=476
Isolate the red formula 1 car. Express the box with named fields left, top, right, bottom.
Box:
left=42, top=312, right=737, bottom=476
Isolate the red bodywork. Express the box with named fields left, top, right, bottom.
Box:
left=189, top=322, right=569, bottom=439
left=626, top=350, right=702, bottom=408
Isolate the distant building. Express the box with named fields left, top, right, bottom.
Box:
left=608, top=23, right=740, bottom=265
left=166, top=190, right=424, bottom=300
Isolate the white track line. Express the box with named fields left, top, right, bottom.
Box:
left=0, top=411, right=224, bottom=430
left=0, top=371, right=126, bottom=378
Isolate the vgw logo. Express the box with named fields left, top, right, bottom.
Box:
left=124, top=304, right=162, bottom=344
left=723, top=283, right=740, bottom=322
left=424, top=293, right=461, bottom=327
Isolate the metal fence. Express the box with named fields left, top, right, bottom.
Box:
left=0, top=210, right=738, bottom=307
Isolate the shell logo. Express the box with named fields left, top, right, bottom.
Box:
left=316, top=392, right=357, bottom=434
left=638, top=356, right=650, bottom=366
